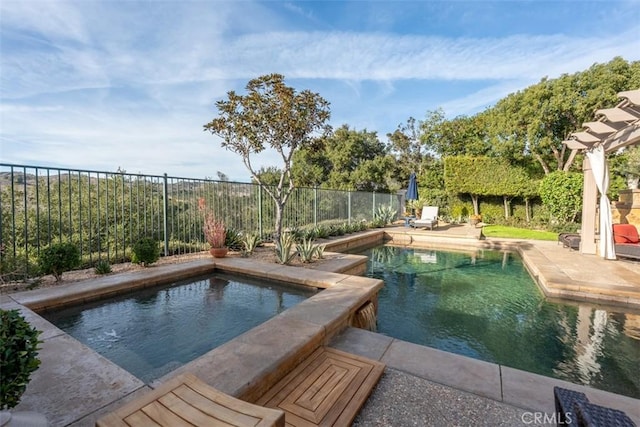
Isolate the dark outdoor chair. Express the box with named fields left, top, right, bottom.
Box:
left=613, top=224, right=640, bottom=260
left=553, top=386, right=636, bottom=427
left=558, top=233, right=581, bottom=251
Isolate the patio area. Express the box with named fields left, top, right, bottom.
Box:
left=2, top=225, right=639, bottom=426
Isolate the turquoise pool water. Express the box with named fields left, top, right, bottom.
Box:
left=42, top=273, right=317, bottom=383
left=358, top=245, right=640, bottom=399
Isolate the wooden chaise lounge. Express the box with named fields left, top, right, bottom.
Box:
left=96, top=347, right=384, bottom=427
left=613, top=224, right=640, bottom=260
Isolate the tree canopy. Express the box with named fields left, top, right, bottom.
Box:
left=293, top=125, right=399, bottom=192
left=204, top=73, right=332, bottom=239
left=487, top=57, right=640, bottom=174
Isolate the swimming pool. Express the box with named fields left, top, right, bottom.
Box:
left=358, top=245, right=640, bottom=399
left=42, top=273, right=317, bottom=383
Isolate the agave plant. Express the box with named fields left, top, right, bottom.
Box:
left=296, top=238, right=316, bottom=263
left=374, top=205, right=398, bottom=226
left=314, top=225, right=330, bottom=239
left=224, top=227, right=244, bottom=251
left=274, top=233, right=296, bottom=265
left=241, top=233, right=261, bottom=257
left=313, top=243, right=326, bottom=259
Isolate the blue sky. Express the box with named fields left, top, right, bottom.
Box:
left=2, top=1, right=639, bottom=182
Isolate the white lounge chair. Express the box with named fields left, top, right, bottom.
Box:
left=411, top=206, right=439, bottom=230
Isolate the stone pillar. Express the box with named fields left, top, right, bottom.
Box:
left=580, top=158, right=598, bottom=255
left=612, top=189, right=640, bottom=227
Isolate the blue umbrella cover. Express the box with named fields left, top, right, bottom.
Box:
left=407, top=172, right=419, bottom=200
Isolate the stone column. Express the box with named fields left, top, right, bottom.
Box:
left=612, top=189, right=640, bottom=226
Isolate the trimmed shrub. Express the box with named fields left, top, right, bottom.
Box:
left=539, top=171, right=583, bottom=223
left=94, top=259, right=112, bottom=275
left=0, top=309, right=42, bottom=409
left=131, top=238, right=160, bottom=266
left=38, top=242, right=81, bottom=281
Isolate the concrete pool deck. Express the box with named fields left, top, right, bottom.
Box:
left=1, top=225, right=639, bottom=426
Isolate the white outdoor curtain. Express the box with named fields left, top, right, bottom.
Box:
left=586, top=145, right=616, bottom=260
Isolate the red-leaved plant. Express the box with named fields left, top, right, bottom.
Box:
left=203, top=214, right=226, bottom=248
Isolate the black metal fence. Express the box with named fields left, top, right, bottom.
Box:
left=0, top=163, right=398, bottom=280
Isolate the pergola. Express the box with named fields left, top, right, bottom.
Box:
left=563, top=88, right=640, bottom=259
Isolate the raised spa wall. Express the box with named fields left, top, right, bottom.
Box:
left=157, top=230, right=387, bottom=403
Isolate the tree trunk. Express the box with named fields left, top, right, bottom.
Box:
left=503, top=196, right=510, bottom=219
left=525, top=198, right=531, bottom=222
left=534, top=152, right=550, bottom=175
left=471, top=194, right=479, bottom=216
left=273, top=201, right=285, bottom=242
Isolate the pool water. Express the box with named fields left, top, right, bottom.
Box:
left=42, top=273, right=317, bottom=383
left=358, top=245, right=640, bottom=399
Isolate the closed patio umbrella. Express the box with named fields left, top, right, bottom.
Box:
left=407, top=173, right=419, bottom=200
left=406, top=173, right=419, bottom=215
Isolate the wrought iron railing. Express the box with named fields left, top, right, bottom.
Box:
left=0, top=163, right=398, bottom=280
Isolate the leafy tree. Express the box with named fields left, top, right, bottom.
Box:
left=293, top=125, right=397, bottom=191
left=416, top=109, right=445, bottom=155
left=488, top=163, right=534, bottom=219
left=444, top=156, right=535, bottom=219
left=254, top=166, right=283, bottom=186
left=387, top=116, right=435, bottom=179
left=204, top=74, right=332, bottom=240
left=619, top=145, right=640, bottom=187
left=488, top=57, right=640, bottom=174
left=517, top=179, right=541, bottom=222
left=426, top=112, right=493, bottom=158
left=444, top=156, right=501, bottom=215
left=323, top=125, right=390, bottom=190
left=539, top=171, right=583, bottom=223
left=291, top=137, right=331, bottom=187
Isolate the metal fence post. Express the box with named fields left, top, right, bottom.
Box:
left=258, top=184, right=263, bottom=238
left=348, top=191, right=352, bottom=224
left=162, top=173, right=169, bottom=256
left=372, top=191, right=376, bottom=219
left=314, top=187, right=318, bottom=227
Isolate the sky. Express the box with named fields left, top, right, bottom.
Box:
left=1, top=1, right=639, bottom=182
